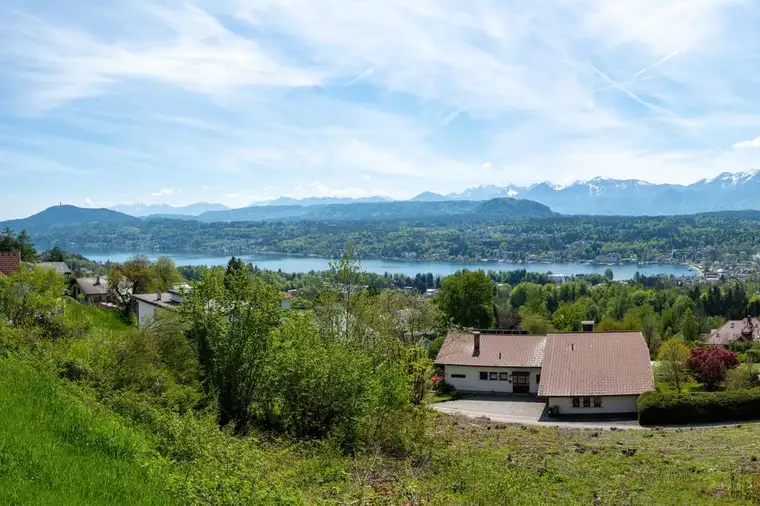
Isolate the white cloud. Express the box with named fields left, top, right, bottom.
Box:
left=151, top=187, right=175, bottom=197
left=733, top=136, right=760, bottom=149
left=3, top=0, right=760, bottom=217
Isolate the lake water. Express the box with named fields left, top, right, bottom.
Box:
left=78, top=251, right=696, bottom=280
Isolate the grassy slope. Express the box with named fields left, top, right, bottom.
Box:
left=63, top=299, right=130, bottom=331
left=0, top=357, right=172, bottom=506
left=3, top=303, right=760, bottom=504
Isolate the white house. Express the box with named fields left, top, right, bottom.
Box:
left=435, top=329, right=654, bottom=415
left=132, top=286, right=186, bottom=327
left=435, top=332, right=545, bottom=394
left=537, top=332, right=654, bottom=415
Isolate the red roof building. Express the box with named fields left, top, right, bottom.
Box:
left=0, top=251, right=21, bottom=277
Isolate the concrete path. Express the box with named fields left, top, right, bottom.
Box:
left=431, top=397, right=643, bottom=430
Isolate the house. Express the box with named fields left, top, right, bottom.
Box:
left=538, top=332, right=654, bottom=415
left=133, top=287, right=186, bottom=326
left=548, top=274, right=570, bottom=284
left=73, top=276, right=113, bottom=305
left=706, top=316, right=760, bottom=346
left=435, top=331, right=546, bottom=394
left=0, top=251, right=21, bottom=277
left=435, top=328, right=654, bottom=414
left=280, top=291, right=295, bottom=310
left=37, top=262, right=72, bottom=276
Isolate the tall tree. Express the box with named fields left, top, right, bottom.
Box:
left=151, top=256, right=183, bottom=293
left=656, top=339, right=690, bottom=393
left=436, top=269, right=494, bottom=329
left=679, top=308, right=700, bottom=341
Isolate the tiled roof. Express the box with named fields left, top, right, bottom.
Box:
left=75, top=277, right=110, bottom=296
left=0, top=252, right=21, bottom=276
left=434, top=332, right=546, bottom=368
left=707, top=317, right=760, bottom=345
left=538, top=332, right=654, bottom=397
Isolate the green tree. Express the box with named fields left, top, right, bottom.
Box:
left=604, top=268, right=614, bottom=281
left=436, top=269, right=494, bottom=328
left=641, top=313, right=658, bottom=352
left=151, top=256, right=183, bottom=293
left=656, top=339, right=690, bottom=393
left=0, top=265, right=64, bottom=326
left=679, top=308, right=700, bottom=341
left=181, top=267, right=282, bottom=429
left=519, top=312, right=552, bottom=334
left=0, top=228, right=36, bottom=261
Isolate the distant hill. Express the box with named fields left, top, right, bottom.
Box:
left=410, top=191, right=446, bottom=202
left=0, top=205, right=139, bottom=231
left=192, top=198, right=554, bottom=223
left=112, top=202, right=229, bottom=217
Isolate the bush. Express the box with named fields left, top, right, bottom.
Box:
left=435, top=379, right=456, bottom=396
left=686, top=346, right=738, bottom=391
left=638, top=388, right=760, bottom=425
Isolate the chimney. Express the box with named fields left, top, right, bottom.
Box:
left=581, top=320, right=595, bottom=332
left=571, top=343, right=575, bottom=351
left=156, top=292, right=162, bottom=301
left=473, top=331, right=481, bottom=356
left=95, top=275, right=101, bottom=286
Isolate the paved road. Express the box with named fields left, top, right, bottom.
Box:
left=432, top=397, right=644, bottom=430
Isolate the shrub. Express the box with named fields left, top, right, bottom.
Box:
left=435, top=379, right=456, bottom=396
left=687, top=346, right=739, bottom=390
left=638, top=388, right=760, bottom=425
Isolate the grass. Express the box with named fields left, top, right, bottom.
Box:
left=0, top=357, right=172, bottom=505
left=63, top=299, right=130, bottom=332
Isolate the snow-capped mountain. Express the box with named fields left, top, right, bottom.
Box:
left=441, top=170, right=760, bottom=215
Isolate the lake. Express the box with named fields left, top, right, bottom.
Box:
left=78, top=251, right=696, bottom=280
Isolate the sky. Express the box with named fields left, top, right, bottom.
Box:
left=3, top=0, right=760, bottom=219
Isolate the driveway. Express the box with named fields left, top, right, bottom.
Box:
left=432, top=395, right=644, bottom=429
left=432, top=396, right=547, bottom=423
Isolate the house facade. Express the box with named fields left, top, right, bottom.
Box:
left=435, top=329, right=654, bottom=415
left=73, top=276, right=113, bottom=305
left=133, top=287, right=186, bottom=327
left=435, top=332, right=546, bottom=395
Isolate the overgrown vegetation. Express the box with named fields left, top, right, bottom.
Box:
left=7, top=255, right=760, bottom=504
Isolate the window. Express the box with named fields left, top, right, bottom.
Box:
left=480, top=372, right=488, bottom=380
left=451, top=374, right=466, bottom=379
left=583, top=396, right=591, bottom=407
left=572, top=397, right=580, bottom=408
left=536, top=374, right=541, bottom=384
left=498, top=372, right=509, bottom=381
left=489, top=372, right=498, bottom=380
left=593, top=396, right=602, bottom=407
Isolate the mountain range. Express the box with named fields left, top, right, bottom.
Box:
left=111, top=202, right=229, bottom=217
left=1, top=198, right=556, bottom=234
left=411, top=170, right=760, bottom=215
left=109, top=170, right=760, bottom=217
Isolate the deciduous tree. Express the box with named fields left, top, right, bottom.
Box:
left=657, top=339, right=690, bottom=393
left=687, top=347, right=739, bottom=391
left=436, top=269, right=494, bottom=329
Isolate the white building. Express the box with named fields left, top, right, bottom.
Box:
left=435, top=329, right=654, bottom=415
left=132, top=287, right=186, bottom=327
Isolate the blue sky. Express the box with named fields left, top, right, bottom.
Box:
left=3, top=0, right=760, bottom=219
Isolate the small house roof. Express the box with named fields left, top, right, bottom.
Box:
left=132, top=293, right=182, bottom=310
left=434, top=332, right=546, bottom=368
left=538, top=332, right=654, bottom=397
left=75, top=277, right=110, bottom=296
left=707, top=317, right=760, bottom=345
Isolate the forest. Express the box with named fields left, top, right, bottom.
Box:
left=12, top=210, right=760, bottom=264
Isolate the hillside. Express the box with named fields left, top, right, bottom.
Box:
left=0, top=357, right=170, bottom=505
left=0, top=205, right=139, bottom=231
left=195, top=197, right=554, bottom=223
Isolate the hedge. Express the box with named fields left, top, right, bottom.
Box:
left=638, top=388, right=760, bottom=425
